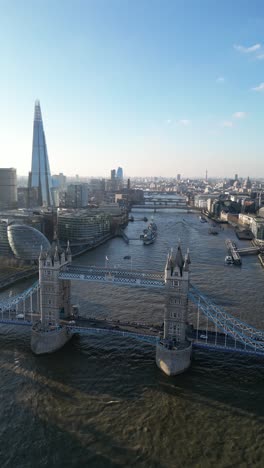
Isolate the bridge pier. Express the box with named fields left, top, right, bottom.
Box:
left=156, top=245, right=192, bottom=376
left=31, top=240, right=73, bottom=355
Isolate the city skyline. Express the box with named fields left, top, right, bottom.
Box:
left=1, top=1, right=264, bottom=177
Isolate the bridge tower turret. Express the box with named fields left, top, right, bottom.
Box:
left=156, top=244, right=192, bottom=376
left=31, top=240, right=72, bottom=354
left=39, top=241, right=71, bottom=326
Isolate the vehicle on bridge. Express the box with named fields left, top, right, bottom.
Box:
left=16, top=313, right=25, bottom=319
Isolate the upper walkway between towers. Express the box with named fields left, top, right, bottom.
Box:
left=58, top=265, right=165, bottom=288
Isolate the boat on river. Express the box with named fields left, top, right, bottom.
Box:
left=143, top=230, right=156, bottom=245
left=142, top=220, right=158, bottom=245
left=225, top=255, right=233, bottom=265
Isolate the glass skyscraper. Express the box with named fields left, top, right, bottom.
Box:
left=28, top=100, right=53, bottom=207
left=116, top=167, right=123, bottom=180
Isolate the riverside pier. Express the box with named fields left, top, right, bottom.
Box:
left=225, top=239, right=242, bottom=265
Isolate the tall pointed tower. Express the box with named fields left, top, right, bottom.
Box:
left=156, top=244, right=192, bottom=376
left=28, top=100, right=53, bottom=207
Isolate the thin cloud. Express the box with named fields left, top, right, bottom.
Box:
left=222, top=121, right=233, bottom=128
left=178, top=119, right=191, bottom=126
left=252, top=82, right=264, bottom=92
left=216, top=76, right=225, bottom=83
left=166, top=119, right=172, bottom=124
left=256, top=54, right=264, bottom=60
left=232, top=112, right=247, bottom=119
left=234, top=43, right=261, bottom=53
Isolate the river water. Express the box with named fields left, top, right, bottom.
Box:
left=0, top=210, right=264, bottom=467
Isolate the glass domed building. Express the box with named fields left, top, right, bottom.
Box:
left=7, top=224, right=50, bottom=261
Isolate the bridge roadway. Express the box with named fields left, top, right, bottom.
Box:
left=1, top=266, right=264, bottom=356
left=0, top=315, right=263, bottom=357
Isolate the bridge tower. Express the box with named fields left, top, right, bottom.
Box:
left=156, top=244, right=192, bottom=376
left=31, top=240, right=73, bottom=354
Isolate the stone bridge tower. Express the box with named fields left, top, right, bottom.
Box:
left=31, top=240, right=72, bottom=355
left=156, top=244, right=192, bottom=376
left=39, top=240, right=72, bottom=326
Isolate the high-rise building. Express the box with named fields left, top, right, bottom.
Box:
left=28, top=100, right=53, bottom=207
left=66, top=184, right=89, bottom=208
left=177, top=173, right=181, bottom=182
left=116, top=167, right=123, bottom=180
left=52, top=173, right=67, bottom=190
left=0, top=168, right=17, bottom=209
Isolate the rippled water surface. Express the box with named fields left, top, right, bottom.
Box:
left=0, top=210, right=264, bottom=467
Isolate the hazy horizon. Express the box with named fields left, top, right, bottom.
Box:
left=1, top=1, right=264, bottom=178
left=16, top=172, right=258, bottom=181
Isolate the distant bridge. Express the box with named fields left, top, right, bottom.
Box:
left=132, top=204, right=189, bottom=210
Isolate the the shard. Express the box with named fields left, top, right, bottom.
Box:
left=28, top=100, right=53, bottom=207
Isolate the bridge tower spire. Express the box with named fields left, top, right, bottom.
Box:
left=31, top=239, right=72, bottom=354
left=156, top=244, right=192, bottom=376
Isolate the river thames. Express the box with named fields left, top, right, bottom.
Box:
left=0, top=210, right=264, bottom=467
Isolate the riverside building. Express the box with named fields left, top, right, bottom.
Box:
left=57, top=209, right=111, bottom=250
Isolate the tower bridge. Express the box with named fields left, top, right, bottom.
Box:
left=0, top=240, right=264, bottom=376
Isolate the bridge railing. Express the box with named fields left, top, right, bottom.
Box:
left=0, top=281, right=39, bottom=312
left=67, top=325, right=158, bottom=344
left=189, top=284, right=264, bottom=352
left=61, top=265, right=164, bottom=280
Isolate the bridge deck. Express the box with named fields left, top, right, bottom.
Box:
left=1, top=265, right=264, bottom=357
left=0, top=318, right=263, bottom=357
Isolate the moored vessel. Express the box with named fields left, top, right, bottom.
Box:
left=225, top=255, right=233, bottom=265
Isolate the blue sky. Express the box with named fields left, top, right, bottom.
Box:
left=1, top=0, right=264, bottom=177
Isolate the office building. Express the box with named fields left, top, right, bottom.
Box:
left=7, top=224, right=50, bottom=261
left=28, top=100, right=53, bottom=207
left=58, top=209, right=111, bottom=246
left=66, top=184, right=89, bottom=208
left=116, top=167, right=123, bottom=180
left=0, top=168, right=17, bottom=209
